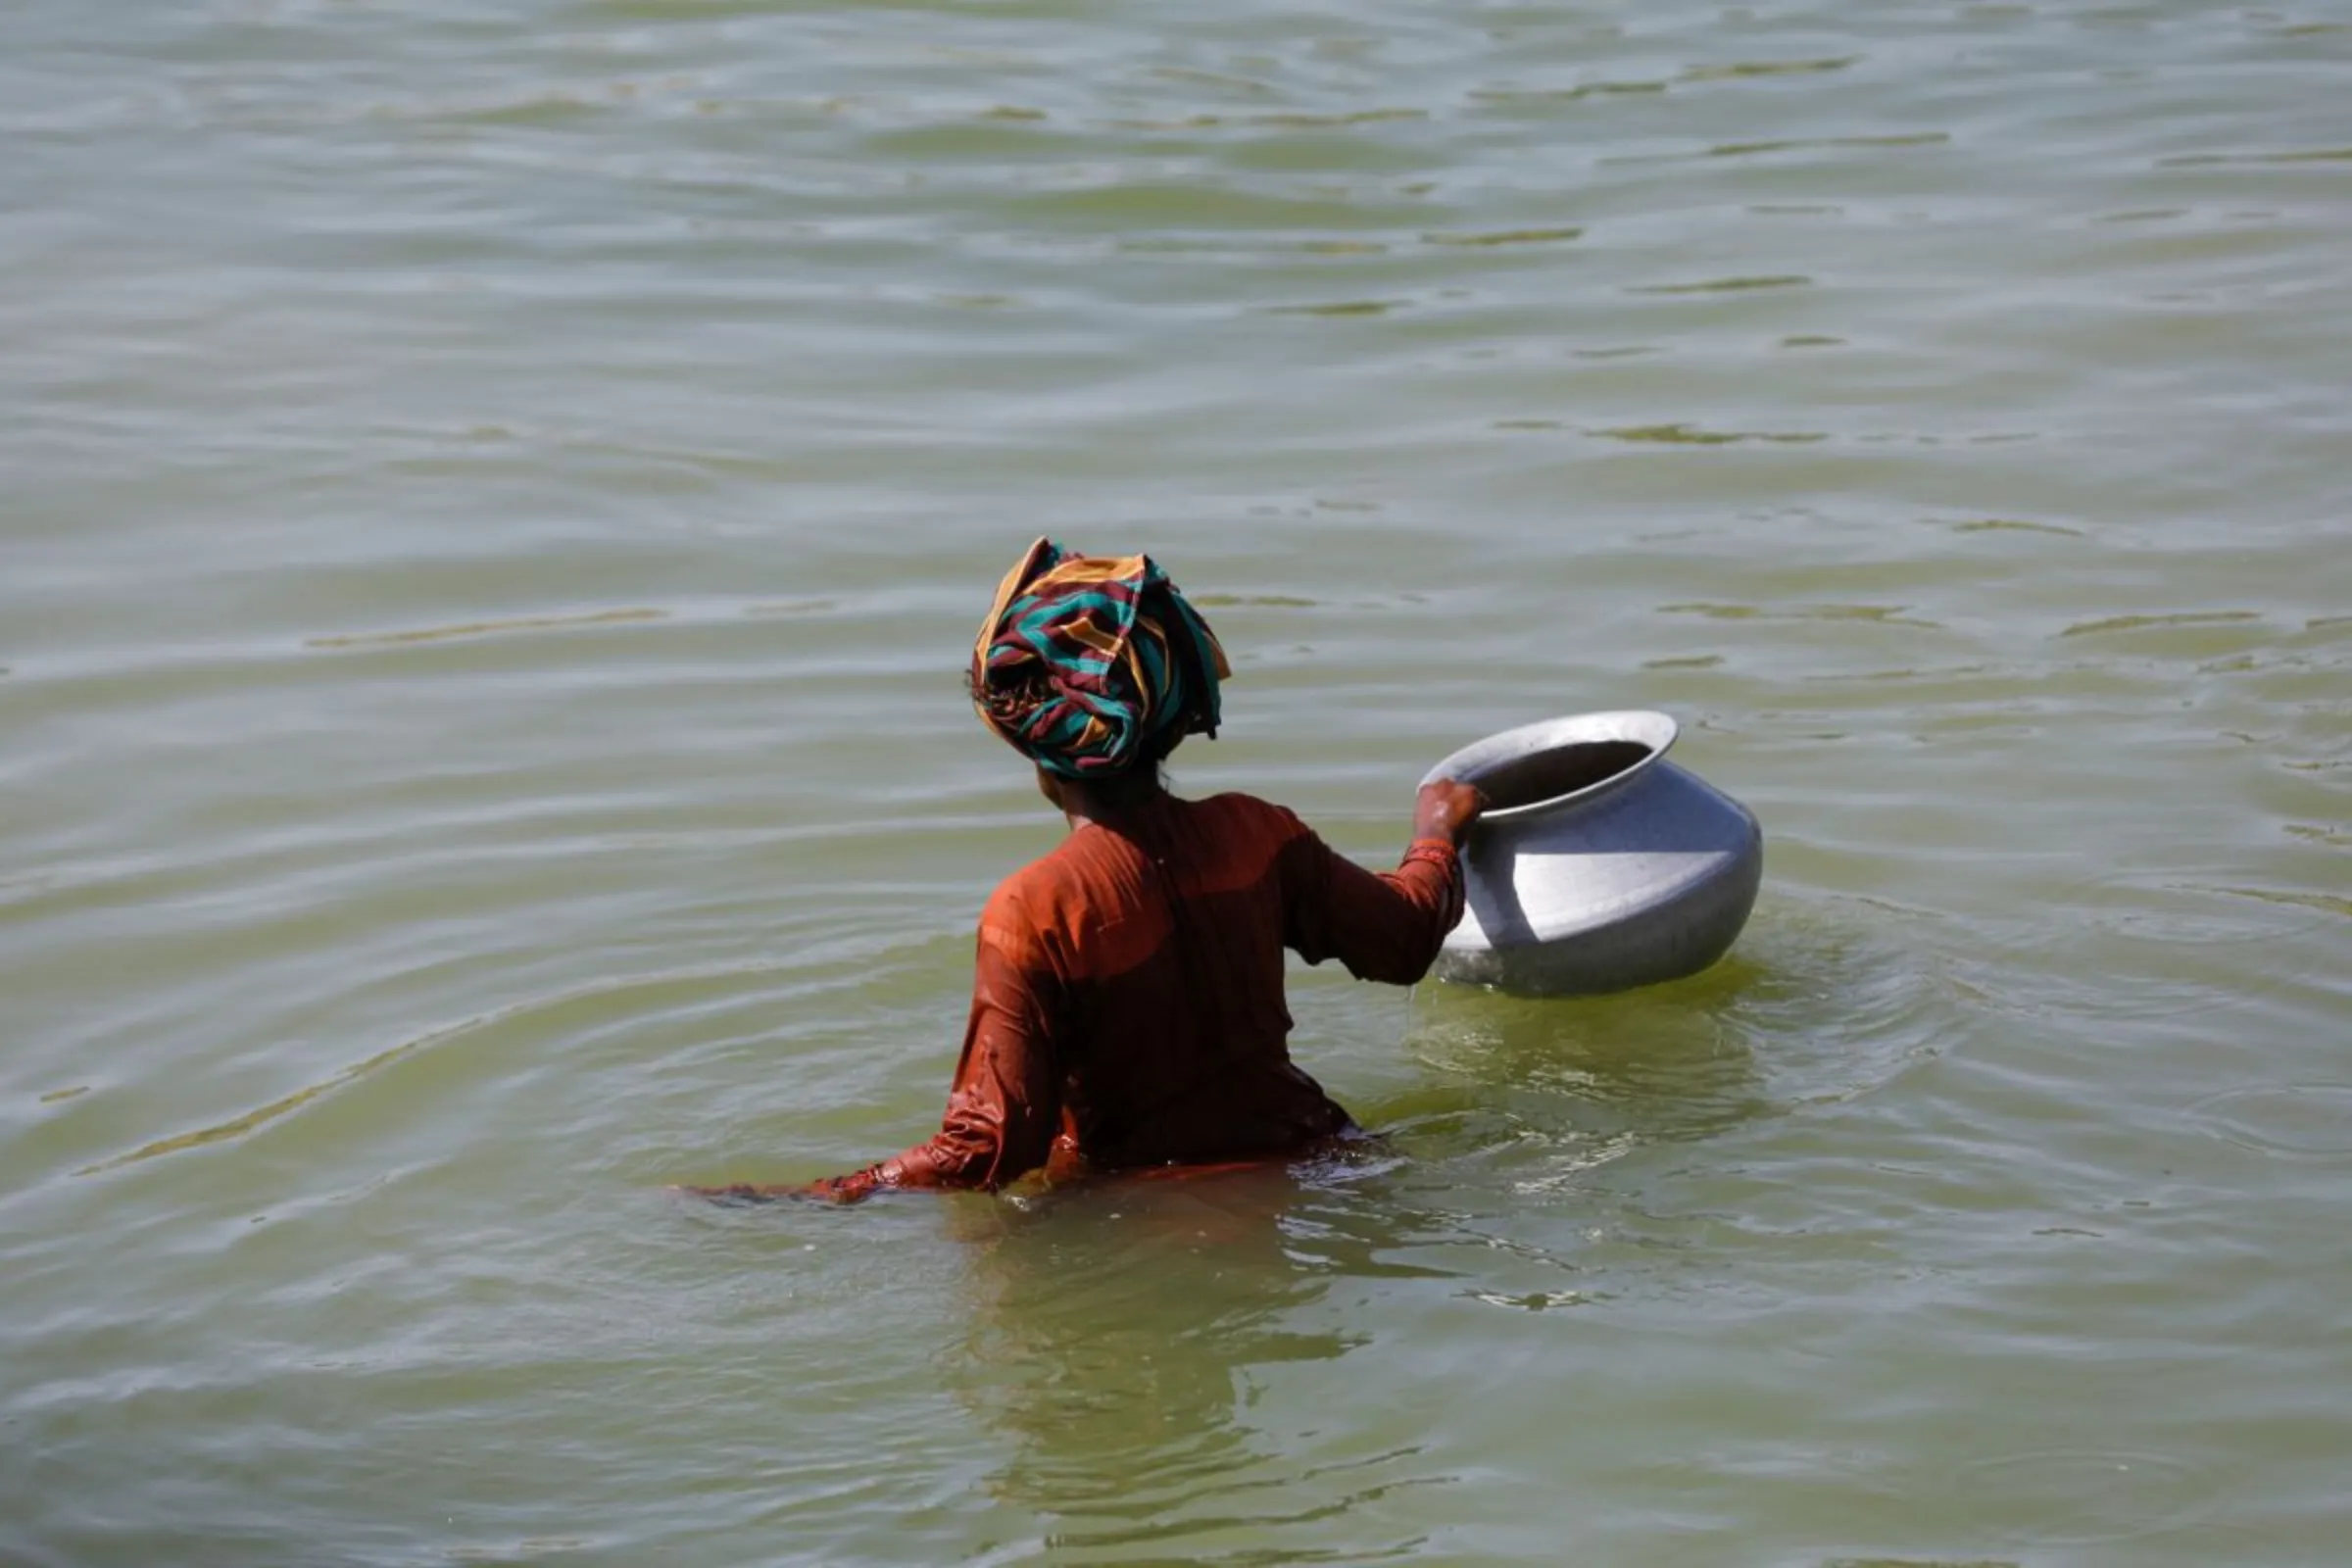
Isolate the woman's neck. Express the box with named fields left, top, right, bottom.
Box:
left=1058, top=775, right=1170, bottom=832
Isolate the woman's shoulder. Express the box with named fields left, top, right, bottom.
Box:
left=1175, top=793, right=1321, bottom=871
left=982, top=823, right=1143, bottom=919
left=982, top=794, right=1311, bottom=913
left=1184, top=790, right=1309, bottom=838
left=975, top=849, right=1088, bottom=970
left=985, top=843, right=1081, bottom=913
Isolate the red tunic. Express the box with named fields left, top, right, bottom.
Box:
left=827, top=792, right=1463, bottom=1198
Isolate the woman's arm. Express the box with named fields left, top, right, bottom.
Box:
left=791, top=919, right=1064, bottom=1203
left=1279, top=780, right=1484, bottom=986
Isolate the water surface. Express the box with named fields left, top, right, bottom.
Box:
left=4, top=1, right=2349, bottom=1563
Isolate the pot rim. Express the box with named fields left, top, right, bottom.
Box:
left=1420, top=710, right=1681, bottom=822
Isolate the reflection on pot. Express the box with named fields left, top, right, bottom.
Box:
left=1421, top=710, right=1762, bottom=996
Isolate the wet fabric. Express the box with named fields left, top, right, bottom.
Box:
left=970, top=536, right=1232, bottom=779
left=814, top=793, right=1463, bottom=1199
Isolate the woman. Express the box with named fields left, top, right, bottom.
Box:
left=710, top=538, right=1484, bottom=1202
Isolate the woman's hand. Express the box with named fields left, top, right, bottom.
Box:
left=675, top=1170, right=882, bottom=1205
left=1412, top=778, right=1489, bottom=848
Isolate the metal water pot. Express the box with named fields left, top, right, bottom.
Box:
left=1420, top=710, right=1762, bottom=996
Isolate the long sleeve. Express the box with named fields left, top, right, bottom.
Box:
left=1278, top=819, right=1465, bottom=985
left=829, top=923, right=1064, bottom=1197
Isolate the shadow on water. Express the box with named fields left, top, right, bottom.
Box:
left=1400, top=963, right=1773, bottom=1161
left=938, top=1162, right=1441, bottom=1562
left=1385, top=894, right=1961, bottom=1173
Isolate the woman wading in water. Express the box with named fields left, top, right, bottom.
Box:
left=699, top=538, right=1484, bottom=1202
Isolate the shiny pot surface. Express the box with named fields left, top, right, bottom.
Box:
left=1421, top=711, right=1762, bottom=996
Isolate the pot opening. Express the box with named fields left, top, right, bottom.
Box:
left=1472, top=740, right=1655, bottom=811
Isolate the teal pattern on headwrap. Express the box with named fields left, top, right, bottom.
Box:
left=970, top=538, right=1233, bottom=779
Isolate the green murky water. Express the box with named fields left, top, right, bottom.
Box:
left=5, top=2, right=2348, bottom=1563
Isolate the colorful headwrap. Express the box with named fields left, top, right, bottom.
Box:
left=971, top=537, right=1232, bottom=779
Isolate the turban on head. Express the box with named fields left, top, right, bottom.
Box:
left=970, top=537, right=1231, bottom=779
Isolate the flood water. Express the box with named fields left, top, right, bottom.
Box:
left=4, top=2, right=2349, bottom=1564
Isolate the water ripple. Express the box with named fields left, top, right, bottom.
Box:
left=7, top=0, right=2351, bottom=1558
